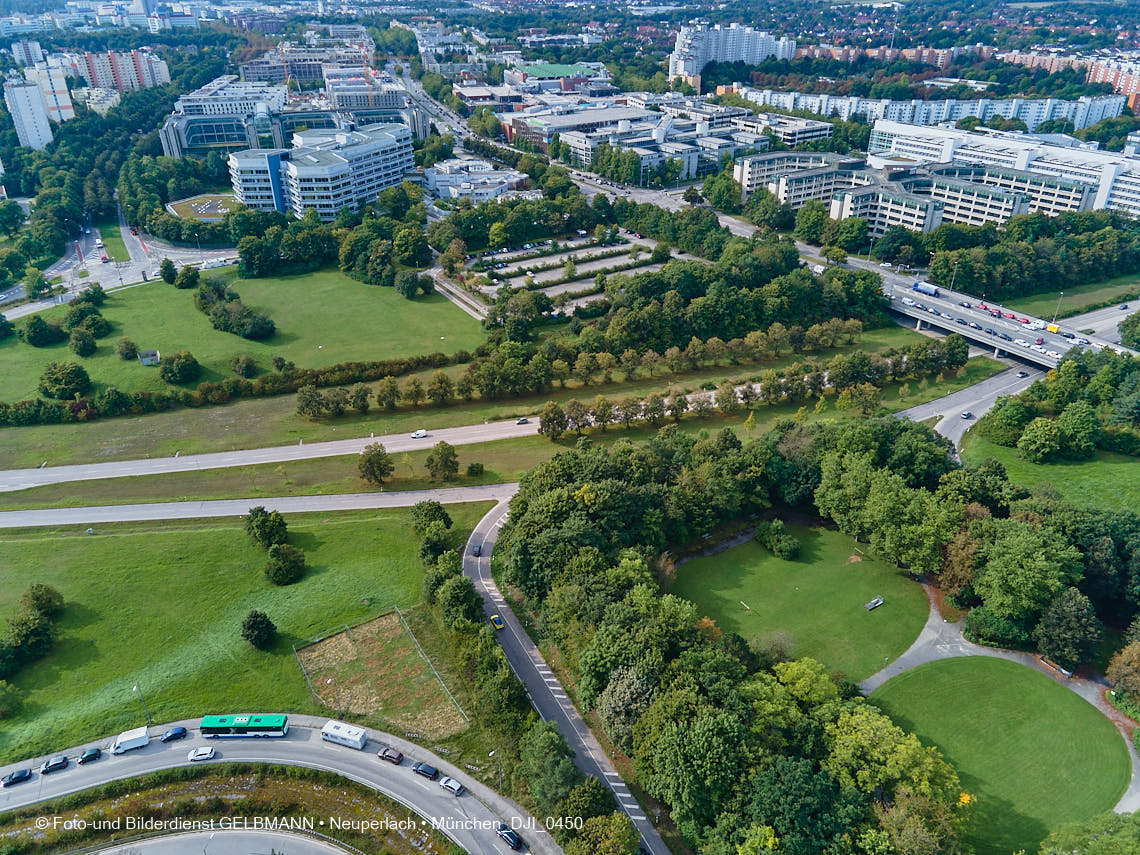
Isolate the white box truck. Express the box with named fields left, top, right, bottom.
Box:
left=320, top=719, right=367, bottom=750
left=111, top=725, right=150, bottom=754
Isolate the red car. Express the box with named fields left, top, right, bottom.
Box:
left=975, top=303, right=988, bottom=310
left=377, top=746, right=403, bottom=765
left=1004, top=312, right=1016, bottom=319
left=130, top=227, right=138, bottom=235
left=1018, top=317, right=1029, bottom=323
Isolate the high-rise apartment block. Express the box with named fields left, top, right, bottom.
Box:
left=80, top=49, right=170, bottom=92
left=668, top=23, right=795, bottom=88
left=25, top=62, right=73, bottom=122
left=4, top=76, right=52, bottom=149
left=10, top=40, right=42, bottom=66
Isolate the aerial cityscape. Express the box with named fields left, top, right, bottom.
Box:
left=2, top=0, right=1140, bottom=853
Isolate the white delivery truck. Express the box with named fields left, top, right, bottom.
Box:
left=111, top=725, right=150, bottom=754
left=320, top=719, right=368, bottom=750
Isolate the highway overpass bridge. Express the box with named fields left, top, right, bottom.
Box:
left=885, top=280, right=1136, bottom=369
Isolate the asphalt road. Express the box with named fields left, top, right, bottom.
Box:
left=463, top=503, right=672, bottom=855
left=0, top=483, right=518, bottom=528
left=896, top=366, right=1044, bottom=444
left=96, top=830, right=347, bottom=854
left=1070, top=303, right=1132, bottom=343
left=0, top=419, right=540, bottom=493
left=0, top=715, right=557, bottom=855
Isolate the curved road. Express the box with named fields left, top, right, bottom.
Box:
left=463, top=502, right=671, bottom=855
left=96, top=830, right=349, bottom=854
left=0, top=420, right=540, bottom=493
left=0, top=715, right=558, bottom=855
left=896, top=365, right=1044, bottom=444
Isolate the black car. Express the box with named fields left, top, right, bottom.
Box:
left=1, top=769, right=31, bottom=787
left=412, top=761, right=438, bottom=780
left=969, top=322, right=982, bottom=330
left=1017, top=371, right=1029, bottom=378
left=956, top=318, right=968, bottom=325
left=959, top=301, right=971, bottom=308
left=161, top=726, right=187, bottom=743
left=984, top=328, right=995, bottom=335
left=78, top=748, right=101, bottom=764
left=40, top=756, right=68, bottom=774
left=496, top=823, right=522, bottom=851
left=998, top=333, right=1013, bottom=342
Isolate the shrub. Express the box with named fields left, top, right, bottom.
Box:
left=38, top=361, right=91, bottom=399
left=231, top=354, right=257, bottom=378
left=466, top=462, right=485, bottom=476
left=21, top=315, right=66, bottom=346
left=159, top=350, right=201, bottom=385
left=69, top=327, right=96, bottom=356
left=20, top=583, right=64, bottom=619
left=437, top=575, right=483, bottom=627
left=71, top=283, right=105, bottom=306
left=116, top=337, right=138, bottom=360
left=423, top=551, right=462, bottom=603
left=245, top=506, right=287, bottom=548
left=0, top=680, right=21, bottom=719
left=265, top=544, right=306, bottom=585
left=411, top=500, right=452, bottom=534
left=962, top=605, right=1032, bottom=648
left=755, top=519, right=799, bottom=560
left=63, top=302, right=101, bottom=331
left=0, top=313, right=11, bottom=341
left=173, top=266, right=200, bottom=290
left=241, top=610, right=276, bottom=650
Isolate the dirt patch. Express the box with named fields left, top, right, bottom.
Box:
left=847, top=554, right=863, bottom=563
left=298, top=613, right=467, bottom=739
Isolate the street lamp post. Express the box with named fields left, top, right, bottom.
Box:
left=949, top=260, right=960, bottom=292
left=195, top=232, right=202, bottom=265
left=1052, top=291, right=1065, bottom=324
left=132, top=682, right=152, bottom=724
left=488, top=750, right=502, bottom=791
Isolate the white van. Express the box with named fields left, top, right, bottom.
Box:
left=321, top=719, right=367, bottom=750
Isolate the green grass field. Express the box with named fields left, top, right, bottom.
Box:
left=872, top=658, right=1129, bottom=855
left=961, top=432, right=1140, bottom=511
left=0, top=269, right=486, bottom=402
left=168, top=193, right=237, bottom=221
left=0, top=503, right=490, bottom=762
left=670, top=527, right=929, bottom=680
left=1005, top=274, right=1140, bottom=320
left=97, top=222, right=129, bottom=263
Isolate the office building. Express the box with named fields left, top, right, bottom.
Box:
left=323, top=67, right=406, bottom=110
left=730, top=85, right=1125, bottom=133
left=25, top=62, right=73, bottom=122
left=4, top=76, right=52, bottom=149
left=174, top=76, right=288, bottom=116
left=239, top=43, right=373, bottom=84
left=423, top=158, right=534, bottom=201
left=229, top=123, right=414, bottom=221
left=668, top=23, right=795, bottom=88
left=503, top=63, right=612, bottom=93
left=11, top=40, right=42, bottom=66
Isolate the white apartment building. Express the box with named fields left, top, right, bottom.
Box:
left=176, top=75, right=287, bottom=116
left=229, top=123, right=414, bottom=221
left=730, top=112, right=833, bottom=147
left=423, top=158, right=531, bottom=201
left=73, top=86, right=121, bottom=116
left=735, top=87, right=1124, bottom=133
left=25, top=62, right=73, bottom=122
left=11, top=40, right=42, bottom=66
left=869, top=119, right=1140, bottom=218
left=669, top=23, right=795, bottom=85
left=4, top=77, right=52, bottom=149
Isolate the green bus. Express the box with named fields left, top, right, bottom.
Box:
left=200, top=714, right=289, bottom=738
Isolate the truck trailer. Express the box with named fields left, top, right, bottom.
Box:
left=320, top=719, right=368, bottom=750
left=111, top=726, right=150, bottom=754
left=912, top=282, right=939, bottom=297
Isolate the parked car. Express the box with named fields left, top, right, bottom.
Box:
left=490, top=614, right=505, bottom=630
left=411, top=429, right=428, bottom=439
left=40, top=756, right=68, bottom=774
left=496, top=824, right=523, bottom=851
left=1, top=769, right=31, bottom=787
left=439, top=776, right=464, bottom=796
left=78, top=748, right=102, bottom=764
left=378, top=746, right=404, bottom=765
left=412, top=761, right=438, bottom=780
left=161, top=727, right=187, bottom=743
left=188, top=746, right=215, bottom=762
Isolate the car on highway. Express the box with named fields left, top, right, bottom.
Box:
left=490, top=614, right=505, bottom=630
left=1061, top=332, right=1075, bottom=339
left=1121, top=304, right=1130, bottom=310
left=411, top=429, right=428, bottom=439
left=40, top=756, right=68, bottom=774
left=1047, top=350, right=1063, bottom=359
left=1017, top=371, right=1029, bottom=378
left=916, top=303, right=928, bottom=311
left=975, top=302, right=988, bottom=310
left=955, top=318, right=967, bottom=325
left=188, top=746, right=215, bottom=762
left=969, top=322, right=982, bottom=330
left=984, top=328, right=996, bottom=335
left=900, top=297, right=916, bottom=306
left=1017, top=317, right=1030, bottom=323
left=959, top=301, right=971, bottom=308
left=1077, top=337, right=1091, bottom=345
left=1035, top=337, right=1045, bottom=345
left=412, top=761, right=438, bottom=780
left=439, top=776, right=465, bottom=796
left=998, top=333, right=1013, bottom=342
left=378, top=746, right=404, bottom=765
left=78, top=747, right=101, bottom=764
left=516, top=417, right=529, bottom=424
left=961, top=411, right=973, bottom=420
left=161, top=726, right=187, bottom=742
left=496, top=824, right=523, bottom=850
left=1031, top=344, right=1046, bottom=353
left=1015, top=339, right=1030, bottom=347
left=1003, top=311, right=1017, bottom=319
left=1, top=769, right=32, bottom=787
left=472, top=543, right=481, bottom=557
left=879, top=261, right=892, bottom=268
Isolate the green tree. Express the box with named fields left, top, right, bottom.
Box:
left=1032, top=588, right=1102, bottom=671
left=427, top=370, right=455, bottom=405
left=1041, top=811, right=1140, bottom=855
left=822, top=245, right=847, bottom=265
left=348, top=383, right=371, bottom=414
left=522, top=721, right=584, bottom=814
left=1017, top=417, right=1063, bottom=463
left=115, top=337, right=137, bottom=360
left=375, top=376, right=400, bottom=409
left=245, top=506, right=288, bottom=548
left=1107, top=642, right=1140, bottom=701
left=159, top=257, right=177, bottom=283
left=159, top=350, right=201, bottom=385
left=241, top=609, right=276, bottom=650
left=230, top=354, right=257, bottom=378
left=1056, top=400, right=1100, bottom=459
left=410, top=500, right=452, bottom=534
left=402, top=376, right=426, bottom=407
left=539, top=401, right=568, bottom=440
left=265, top=543, right=307, bottom=585
left=23, top=266, right=46, bottom=300
left=20, top=583, right=64, bottom=619
left=173, top=265, right=200, bottom=290
left=419, top=519, right=451, bottom=565
left=38, top=360, right=91, bottom=399
left=394, top=226, right=430, bottom=266
left=21, top=315, right=66, bottom=346
left=358, top=443, right=395, bottom=486
left=563, top=814, right=639, bottom=855
left=794, top=201, right=830, bottom=245
left=437, top=575, right=483, bottom=628
left=488, top=221, right=510, bottom=249
left=974, top=520, right=1081, bottom=621
left=0, top=680, right=21, bottom=719
left=426, top=440, right=459, bottom=480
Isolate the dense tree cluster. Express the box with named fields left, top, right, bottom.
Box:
left=0, top=584, right=65, bottom=685
left=193, top=277, right=275, bottom=340
left=118, top=152, right=232, bottom=244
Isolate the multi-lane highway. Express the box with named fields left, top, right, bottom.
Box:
left=896, top=365, right=1044, bottom=445
left=463, top=503, right=671, bottom=855
left=0, top=715, right=557, bottom=855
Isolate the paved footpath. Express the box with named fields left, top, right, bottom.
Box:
left=859, top=581, right=1140, bottom=812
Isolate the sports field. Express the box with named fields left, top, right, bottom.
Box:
left=0, top=503, right=490, bottom=762
left=670, top=527, right=928, bottom=680
left=872, top=657, right=1129, bottom=855
left=0, top=269, right=486, bottom=402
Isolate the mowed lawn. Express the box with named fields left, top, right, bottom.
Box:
left=0, top=268, right=486, bottom=402
left=1005, top=274, right=1140, bottom=320
left=872, top=658, right=1129, bottom=855
left=670, top=527, right=928, bottom=680
left=97, top=222, right=129, bottom=262
left=0, top=503, right=490, bottom=763
left=961, top=432, right=1140, bottom=511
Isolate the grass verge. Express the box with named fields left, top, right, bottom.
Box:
left=97, top=222, right=130, bottom=263
left=1005, top=275, right=1140, bottom=320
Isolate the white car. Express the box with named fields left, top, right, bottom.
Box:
left=439, top=776, right=464, bottom=796
left=1014, top=339, right=1030, bottom=347
left=900, top=296, right=916, bottom=306
left=1031, top=344, right=1046, bottom=353
left=1046, top=350, right=1063, bottom=359
left=411, top=429, right=428, bottom=439
left=188, top=746, right=215, bottom=762
left=879, top=261, right=893, bottom=269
